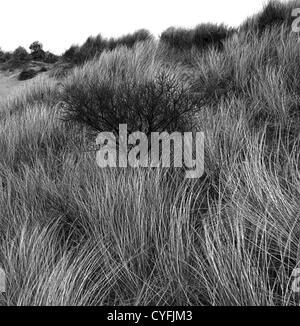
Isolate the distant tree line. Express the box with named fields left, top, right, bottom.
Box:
left=0, top=41, right=58, bottom=69
left=1, top=1, right=292, bottom=71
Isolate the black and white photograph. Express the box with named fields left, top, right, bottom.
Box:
left=0, top=0, right=300, bottom=310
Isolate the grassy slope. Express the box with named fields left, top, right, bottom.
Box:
left=0, top=61, right=56, bottom=103
left=0, top=71, right=22, bottom=99
left=0, top=1, right=300, bottom=305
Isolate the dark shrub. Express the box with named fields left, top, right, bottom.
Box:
left=12, top=46, right=30, bottom=63
left=29, top=41, right=45, bottom=60
left=18, top=69, right=38, bottom=81
left=61, top=71, right=198, bottom=136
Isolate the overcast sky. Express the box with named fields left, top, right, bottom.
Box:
left=0, top=0, right=289, bottom=54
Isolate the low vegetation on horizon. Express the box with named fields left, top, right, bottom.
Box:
left=1, top=0, right=300, bottom=306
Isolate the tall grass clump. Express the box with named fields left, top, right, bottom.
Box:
left=240, top=0, right=299, bottom=34
left=160, top=23, right=236, bottom=51
left=107, top=29, right=153, bottom=50
left=190, top=24, right=300, bottom=137
left=62, top=30, right=153, bottom=66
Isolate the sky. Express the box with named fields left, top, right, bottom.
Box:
left=0, top=0, right=289, bottom=55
